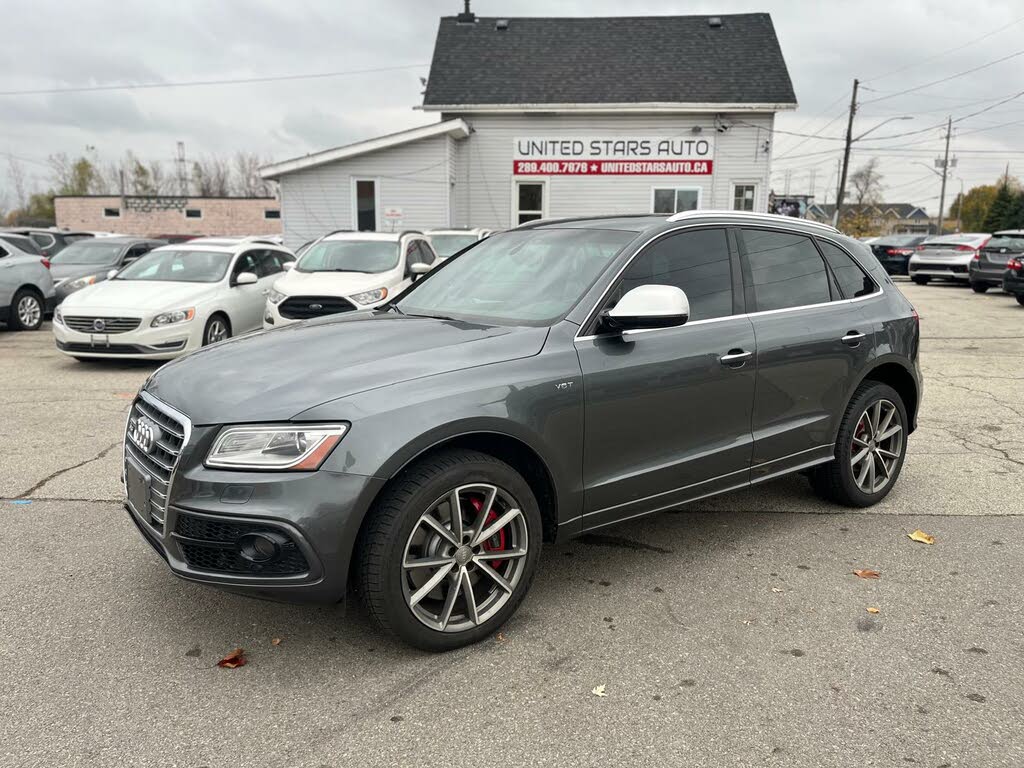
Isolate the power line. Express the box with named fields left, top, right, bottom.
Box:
left=0, top=63, right=428, bottom=97
left=860, top=49, right=1024, bottom=105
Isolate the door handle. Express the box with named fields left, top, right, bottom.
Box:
left=719, top=349, right=753, bottom=366
left=841, top=331, right=866, bottom=346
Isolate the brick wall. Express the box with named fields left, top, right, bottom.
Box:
left=54, top=196, right=282, bottom=237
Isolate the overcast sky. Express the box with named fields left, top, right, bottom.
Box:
left=2, top=0, right=1022, bottom=215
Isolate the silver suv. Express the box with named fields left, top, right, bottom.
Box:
left=0, top=235, right=56, bottom=331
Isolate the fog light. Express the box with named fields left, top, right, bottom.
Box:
left=237, top=531, right=287, bottom=563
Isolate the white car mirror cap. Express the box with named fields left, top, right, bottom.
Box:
left=607, top=284, right=690, bottom=332
left=236, top=271, right=258, bottom=285
left=106, top=269, right=118, bottom=280
left=409, top=262, right=431, bottom=275
left=283, top=261, right=296, bottom=271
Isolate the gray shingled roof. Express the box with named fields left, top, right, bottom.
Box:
left=423, top=14, right=797, bottom=108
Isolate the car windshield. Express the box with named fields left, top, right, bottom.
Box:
left=297, top=240, right=399, bottom=273
left=51, top=241, right=124, bottom=265
left=984, top=236, right=1024, bottom=251
left=429, top=234, right=479, bottom=258
left=114, top=249, right=231, bottom=283
left=396, top=228, right=635, bottom=325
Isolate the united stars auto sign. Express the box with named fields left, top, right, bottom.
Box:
left=513, top=137, right=714, bottom=175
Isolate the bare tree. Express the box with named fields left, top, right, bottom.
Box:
left=7, top=156, right=27, bottom=209
left=231, top=151, right=275, bottom=197
left=849, top=158, right=885, bottom=205
left=192, top=156, right=230, bottom=196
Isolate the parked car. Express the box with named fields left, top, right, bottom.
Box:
left=870, top=234, right=929, bottom=275
left=53, top=238, right=294, bottom=360
left=50, top=237, right=166, bottom=303
left=908, top=233, right=991, bottom=284
left=1, top=227, right=95, bottom=256
left=426, top=227, right=493, bottom=259
left=1, top=237, right=55, bottom=330
left=0, top=232, right=45, bottom=256
left=264, top=230, right=439, bottom=328
left=124, top=210, right=921, bottom=650
left=970, top=230, right=1024, bottom=293
left=1001, top=251, right=1024, bottom=307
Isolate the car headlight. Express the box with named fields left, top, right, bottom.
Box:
left=206, top=424, right=348, bottom=470
left=66, top=275, right=97, bottom=291
left=150, top=308, right=195, bottom=327
left=349, top=287, right=388, bottom=305
left=54, top=307, right=64, bottom=325
left=267, top=288, right=286, bottom=304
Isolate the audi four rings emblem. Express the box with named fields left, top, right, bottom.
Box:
left=92, top=318, right=106, bottom=332
left=129, top=416, right=162, bottom=454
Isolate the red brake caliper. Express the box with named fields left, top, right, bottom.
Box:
left=469, top=496, right=506, bottom=569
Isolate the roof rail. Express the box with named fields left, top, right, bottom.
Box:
left=666, top=209, right=840, bottom=234
left=397, top=230, right=424, bottom=238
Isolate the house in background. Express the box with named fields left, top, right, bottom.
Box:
left=261, top=9, right=797, bottom=246
left=806, top=202, right=932, bottom=234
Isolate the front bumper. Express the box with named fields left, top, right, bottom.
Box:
left=53, top=318, right=198, bottom=359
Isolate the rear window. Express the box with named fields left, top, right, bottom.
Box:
left=984, top=236, right=1024, bottom=252
left=818, top=240, right=876, bottom=299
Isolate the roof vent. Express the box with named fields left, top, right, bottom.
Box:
left=456, top=0, right=475, bottom=24
left=708, top=16, right=723, bottom=27
left=495, top=19, right=509, bottom=31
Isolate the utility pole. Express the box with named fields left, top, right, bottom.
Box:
left=956, top=178, right=964, bottom=233
left=834, top=78, right=859, bottom=227
left=176, top=141, right=188, bottom=197
left=936, top=115, right=952, bottom=235
left=809, top=167, right=817, bottom=201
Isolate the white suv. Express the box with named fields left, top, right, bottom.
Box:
left=53, top=237, right=294, bottom=360
left=426, top=228, right=493, bottom=260
left=264, top=231, right=439, bottom=327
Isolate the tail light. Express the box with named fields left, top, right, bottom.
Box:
left=911, top=308, right=920, bottom=326
left=1009, top=258, right=1023, bottom=271
left=916, top=245, right=927, bottom=251
left=886, top=248, right=914, bottom=256
left=971, top=251, right=981, bottom=261
left=955, top=245, right=975, bottom=252
left=40, top=258, right=51, bottom=269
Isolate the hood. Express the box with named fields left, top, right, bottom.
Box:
left=51, top=263, right=111, bottom=284
left=276, top=268, right=395, bottom=297
left=61, top=279, right=217, bottom=312
left=145, top=312, right=549, bottom=425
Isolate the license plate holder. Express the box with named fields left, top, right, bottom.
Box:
left=126, top=457, right=151, bottom=524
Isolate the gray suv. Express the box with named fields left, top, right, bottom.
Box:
left=125, top=211, right=922, bottom=650
left=1, top=236, right=55, bottom=330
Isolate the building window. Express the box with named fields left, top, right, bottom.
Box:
left=264, top=209, right=281, bottom=220
left=732, top=184, right=756, bottom=211
left=184, top=208, right=202, bottom=219
left=516, top=181, right=544, bottom=225
left=353, top=179, right=378, bottom=231
left=103, top=207, right=121, bottom=218
left=652, top=187, right=700, bottom=215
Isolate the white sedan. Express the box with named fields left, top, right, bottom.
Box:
left=908, top=233, right=991, bottom=285
left=53, top=238, right=294, bottom=361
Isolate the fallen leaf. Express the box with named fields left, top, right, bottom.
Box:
left=495, top=632, right=506, bottom=643
left=217, top=648, right=247, bottom=669
left=771, top=587, right=784, bottom=593
left=908, top=529, right=935, bottom=545
left=853, top=569, right=881, bottom=580
left=271, top=638, right=282, bottom=646
left=591, top=684, right=607, bottom=698
left=866, top=607, right=880, bottom=614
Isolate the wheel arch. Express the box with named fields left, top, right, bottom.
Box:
left=853, top=357, right=920, bottom=433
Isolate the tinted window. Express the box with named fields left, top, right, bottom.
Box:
left=818, top=240, right=875, bottom=299
left=614, top=228, right=733, bottom=321
left=233, top=251, right=260, bottom=278
left=742, top=229, right=830, bottom=311
left=415, top=241, right=436, bottom=265
left=255, top=251, right=283, bottom=277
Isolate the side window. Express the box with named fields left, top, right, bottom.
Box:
left=817, top=240, right=876, bottom=299
left=416, top=241, right=436, bottom=265
left=124, top=244, right=150, bottom=263
left=257, top=251, right=284, bottom=278
left=31, top=233, right=55, bottom=249
left=232, top=251, right=259, bottom=279
left=0, top=244, right=8, bottom=258
left=612, top=228, right=734, bottom=322
left=741, top=229, right=830, bottom=312
left=405, top=240, right=422, bottom=265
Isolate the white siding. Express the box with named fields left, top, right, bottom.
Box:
left=278, top=135, right=453, bottom=247
left=448, top=112, right=776, bottom=230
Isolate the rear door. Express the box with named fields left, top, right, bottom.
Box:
left=576, top=227, right=757, bottom=529
left=738, top=227, right=875, bottom=480
left=228, top=249, right=265, bottom=331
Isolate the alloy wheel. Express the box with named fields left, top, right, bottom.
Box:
left=206, top=319, right=228, bottom=344
left=850, top=399, right=904, bottom=494
left=17, top=295, right=41, bottom=328
left=401, top=483, right=528, bottom=633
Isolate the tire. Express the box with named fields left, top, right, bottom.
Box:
left=202, top=314, right=231, bottom=346
left=911, top=275, right=930, bottom=285
left=810, top=382, right=909, bottom=508
left=9, top=288, right=43, bottom=331
left=357, top=449, right=543, bottom=651
left=971, top=283, right=989, bottom=294
left=1017, top=294, right=1024, bottom=307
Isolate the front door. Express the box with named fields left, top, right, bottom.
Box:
left=576, top=227, right=756, bottom=530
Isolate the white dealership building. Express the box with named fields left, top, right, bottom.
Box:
left=261, top=10, right=797, bottom=245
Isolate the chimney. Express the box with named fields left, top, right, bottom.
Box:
left=456, top=0, right=476, bottom=24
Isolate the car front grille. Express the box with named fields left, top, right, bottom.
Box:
left=279, top=295, right=357, bottom=320
left=124, top=394, right=189, bottom=534
left=174, top=512, right=310, bottom=576
left=63, top=315, right=141, bottom=334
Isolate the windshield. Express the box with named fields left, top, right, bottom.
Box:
left=115, top=249, right=231, bottom=283
left=297, top=240, right=399, bottom=273
left=396, top=228, right=635, bottom=325
left=51, top=241, right=124, bottom=265
left=429, top=234, right=479, bottom=258
left=984, top=236, right=1024, bottom=251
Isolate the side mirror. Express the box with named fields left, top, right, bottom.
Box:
left=107, top=268, right=119, bottom=280
left=236, top=271, right=258, bottom=286
left=605, top=285, right=690, bottom=335
left=283, top=261, right=296, bottom=271
left=409, top=262, right=431, bottom=276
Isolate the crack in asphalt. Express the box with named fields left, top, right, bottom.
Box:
left=13, top=441, right=121, bottom=499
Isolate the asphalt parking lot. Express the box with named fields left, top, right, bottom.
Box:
left=2, top=280, right=1023, bottom=768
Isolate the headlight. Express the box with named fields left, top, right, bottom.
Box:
left=150, top=308, right=195, bottom=327
left=206, top=424, right=348, bottom=470
left=66, top=275, right=97, bottom=291
left=267, top=288, right=286, bottom=304
left=350, top=287, right=388, bottom=305
left=54, top=307, right=64, bottom=325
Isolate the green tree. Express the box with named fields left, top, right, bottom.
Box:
left=952, top=184, right=997, bottom=232
left=983, top=182, right=1016, bottom=232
